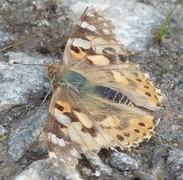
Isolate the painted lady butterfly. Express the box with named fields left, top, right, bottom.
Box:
left=46, top=8, right=163, bottom=169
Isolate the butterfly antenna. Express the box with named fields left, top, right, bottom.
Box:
left=11, top=60, right=54, bottom=69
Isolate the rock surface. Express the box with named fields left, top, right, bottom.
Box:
left=109, top=152, right=139, bottom=173
left=8, top=103, right=49, bottom=161
left=167, top=149, right=183, bottom=180
left=0, top=125, right=7, bottom=137
left=14, top=159, right=81, bottom=180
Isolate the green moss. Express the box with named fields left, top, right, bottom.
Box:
left=0, top=135, right=8, bottom=142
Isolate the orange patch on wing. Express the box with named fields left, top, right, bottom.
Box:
left=87, top=55, right=110, bottom=65
left=111, top=70, right=129, bottom=85
left=71, top=47, right=87, bottom=60
left=56, top=100, right=71, bottom=113
left=73, top=110, right=93, bottom=128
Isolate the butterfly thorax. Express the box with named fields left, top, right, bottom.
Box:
left=47, top=64, right=90, bottom=94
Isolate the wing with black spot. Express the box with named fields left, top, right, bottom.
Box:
left=63, top=8, right=129, bottom=67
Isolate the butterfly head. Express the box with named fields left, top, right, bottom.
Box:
left=45, top=63, right=65, bottom=80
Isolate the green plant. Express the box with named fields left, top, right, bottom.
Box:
left=156, top=10, right=173, bottom=41
left=0, top=135, right=8, bottom=142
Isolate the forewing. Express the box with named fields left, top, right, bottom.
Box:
left=63, top=8, right=129, bottom=67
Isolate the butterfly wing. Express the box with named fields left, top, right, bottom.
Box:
left=47, top=85, right=155, bottom=169
left=46, top=8, right=163, bottom=170
left=63, top=8, right=129, bottom=67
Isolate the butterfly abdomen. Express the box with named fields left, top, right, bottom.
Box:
left=94, top=85, right=133, bottom=106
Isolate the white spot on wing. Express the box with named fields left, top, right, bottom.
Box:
left=144, top=73, right=150, bottom=78
left=87, top=24, right=96, bottom=32
left=102, top=29, right=110, bottom=35
left=58, top=138, right=66, bottom=147
left=70, top=148, right=78, bottom=157
left=49, top=151, right=57, bottom=159
left=92, top=37, right=112, bottom=54
left=73, top=38, right=91, bottom=49
left=86, top=11, right=95, bottom=17
left=81, top=21, right=89, bottom=28
left=54, top=108, right=70, bottom=127
left=49, top=133, right=57, bottom=144
left=81, top=21, right=96, bottom=32
left=48, top=133, right=66, bottom=147
left=59, top=158, right=65, bottom=162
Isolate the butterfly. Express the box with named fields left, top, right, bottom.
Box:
left=45, top=8, right=163, bottom=170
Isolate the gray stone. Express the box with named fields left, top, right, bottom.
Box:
left=8, top=103, right=49, bottom=161
left=109, top=152, right=139, bottom=173
left=167, top=149, right=183, bottom=180
left=0, top=125, right=7, bottom=136
left=0, top=31, right=15, bottom=42
left=179, top=173, right=183, bottom=180
left=86, top=153, right=113, bottom=176
left=0, top=52, right=47, bottom=114
left=14, top=159, right=82, bottom=180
